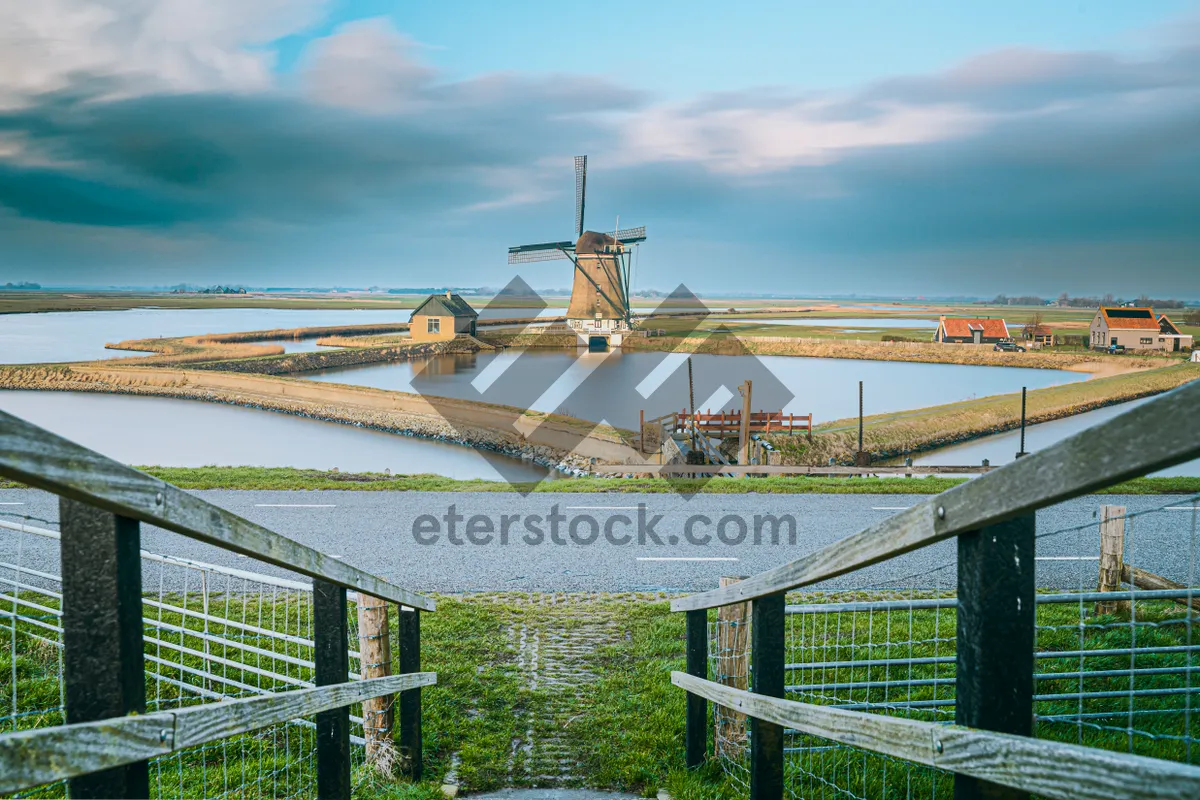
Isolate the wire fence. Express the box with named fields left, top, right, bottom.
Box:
left=0, top=513, right=384, bottom=799
left=706, top=496, right=1200, bottom=798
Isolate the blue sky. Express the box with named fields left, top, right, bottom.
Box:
left=1, top=1, right=1198, bottom=296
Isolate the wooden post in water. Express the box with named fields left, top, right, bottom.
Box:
left=715, top=576, right=750, bottom=759
left=356, top=595, right=395, bottom=768
left=1096, top=505, right=1128, bottom=616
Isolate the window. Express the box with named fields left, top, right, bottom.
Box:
left=1140, top=337, right=1153, bottom=345
left=427, top=317, right=440, bottom=334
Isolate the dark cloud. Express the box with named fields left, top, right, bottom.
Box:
left=0, top=28, right=1197, bottom=294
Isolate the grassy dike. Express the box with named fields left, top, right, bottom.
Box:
left=1, top=467, right=1195, bottom=494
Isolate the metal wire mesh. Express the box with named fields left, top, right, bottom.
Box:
left=0, top=513, right=383, bottom=798
left=704, top=495, right=1200, bottom=798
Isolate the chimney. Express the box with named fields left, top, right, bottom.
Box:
left=445, top=290, right=452, bottom=300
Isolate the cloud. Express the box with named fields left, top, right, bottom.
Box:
left=0, top=2, right=1196, bottom=292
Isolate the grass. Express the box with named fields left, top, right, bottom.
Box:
left=4, top=591, right=1197, bottom=798
left=1, top=466, right=1195, bottom=494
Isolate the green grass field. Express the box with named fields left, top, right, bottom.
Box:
left=1, top=467, right=1196, bottom=495
left=3, top=591, right=1195, bottom=799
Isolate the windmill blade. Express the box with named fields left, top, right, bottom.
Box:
left=509, top=249, right=571, bottom=264
left=574, top=155, right=587, bottom=237
left=614, top=225, right=646, bottom=244
left=507, top=240, right=573, bottom=264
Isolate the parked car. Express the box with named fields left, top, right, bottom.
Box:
left=993, top=341, right=1026, bottom=352
left=1107, top=344, right=1126, bottom=354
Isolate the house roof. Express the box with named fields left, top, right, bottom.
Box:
left=939, top=317, right=1010, bottom=338
left=1026, top=324, right=1053, bottom=336
left=412, top=292, right=478, bottom=319
left=1099, top=307, right=1158, bottom=330
left=1158, top=314, right=1181, bottom=335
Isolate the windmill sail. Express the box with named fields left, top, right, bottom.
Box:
left=574, top=155, right=587, bottom=238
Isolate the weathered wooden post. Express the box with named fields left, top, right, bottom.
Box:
left=954, top=514, right=1036, bottom=800
left=1015, top=386, right=1029, bottom=459
left=737, top=380, right=753, bottom=467
left=314, top=580, right=351, bottom=800
left=750, top=592, right=785, bottom=800
left=398, top=606, right=423, bottom=780
left=685, top=608, right=708, bottom=768
left=715, top=576, right=750, bottom=759
left=59, top=499, right=149, bottom=800
left=1096, top=505, right=1127, bottom=616
left=356, top=594, right=395, bottom=768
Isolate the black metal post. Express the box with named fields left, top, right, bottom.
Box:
left=399, top=607, right=423, bottom=780
left=750, top=594, right=785, bottom=800
left=685, top=609, right=708, bottom=768
left=687, top=356, right=697, bottom=453
left=954, top=514, right=1036, bottom=800
left=858, top=380, right=864, bottom=453
left=314, top=580, right=350, bottom=800
left=1016, top=386, right=1028, bottom=458
left=60, top=498, right=149, bottom=800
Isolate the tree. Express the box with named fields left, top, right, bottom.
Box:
left=1185, top=308, right=1200, bottom=327
left=1022, top=311, right=1044, bottom=340
left=1057, top=292, right=1070, bottom=306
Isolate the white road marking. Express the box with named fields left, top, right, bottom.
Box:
left=637, top=557, right=739, bottom=562
left=1166, top=506, right=1200, bottom=510
left=566, top=506, right=641, bottom=510
left=872, top=507, right=910, bottom=510
left=254, top=504, right=337, bottom=508
left=0, top=502, right=25, bottom=505
left=1036, top=556, right=1100, bottom=561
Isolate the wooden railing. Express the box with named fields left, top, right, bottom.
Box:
left=0, top=410, right=436, bottom=799
left=671, top=379, right=1200, bottom=800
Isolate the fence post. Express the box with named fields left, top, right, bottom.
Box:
left=357, top=595, right=395, bottom=767
left=686, top=608, right=708, bottom=768
left=314, top=580, right=351, bottom=800
left=399, top=606, right=423, bottom=780
left=1095, top=505, right=1127, bottom=616
left=59, top=498, right=149, bottom=800
left=750, top=593, right=785, bottom=800
left=954, top=514, right=1035, bottom=800
left=716, top=576, right=750, bottom=759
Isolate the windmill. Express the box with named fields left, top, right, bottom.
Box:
left=508, top=156, right=646, bottom=332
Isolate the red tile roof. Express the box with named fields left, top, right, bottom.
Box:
left=1099, top=307, right=1158, bottom=330
left=940, top=318, right=1010, bottom=339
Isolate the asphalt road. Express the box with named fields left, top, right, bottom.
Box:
left=2, top=489, right=1196, bottom=594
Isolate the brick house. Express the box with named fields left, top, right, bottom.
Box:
left=932, top=316, right=1010, bottom=344
left=1089, top=307, right=1191, bottom=351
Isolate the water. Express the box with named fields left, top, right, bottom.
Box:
left=0, top=306, right=565, bottom=364
left=724, top=317, right=936, bottom=329
left=306, top=349, right=1087, bottom=430
left=0, top=391, right=550, bottom=480
left=909, top=397, right=1200, bottom=476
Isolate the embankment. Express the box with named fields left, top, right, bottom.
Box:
left=0, top=363, right=637, bottom=469
left=773, top=361, right=1200, bottom=465
left=624, top=333, right=1174, bottom=373
left=188, top=336, right=491, bottom=375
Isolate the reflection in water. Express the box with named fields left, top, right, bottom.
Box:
left=307, top=349, right=1088, bottom=430
left=910, top=397, right=1199, bottom=476
left=0, top=391, right=551, bottom=480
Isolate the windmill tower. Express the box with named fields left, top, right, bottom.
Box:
left=508, top=156, right=646, bottom=348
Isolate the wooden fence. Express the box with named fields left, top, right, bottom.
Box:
left=0, top=410, right=436, bottom=799
left=672, top=379, right=1200, bottom=800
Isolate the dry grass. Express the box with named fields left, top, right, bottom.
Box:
left=624, top=333, right=1177, bottom=373
left=774, top=362, right=1200, bottom=465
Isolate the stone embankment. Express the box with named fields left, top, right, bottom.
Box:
left=0, top=364, right=637, bottom=472
left=190, top=337, right=490, bottom=375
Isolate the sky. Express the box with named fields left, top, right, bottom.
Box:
left=1, top=1, right=1198, bottom=296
